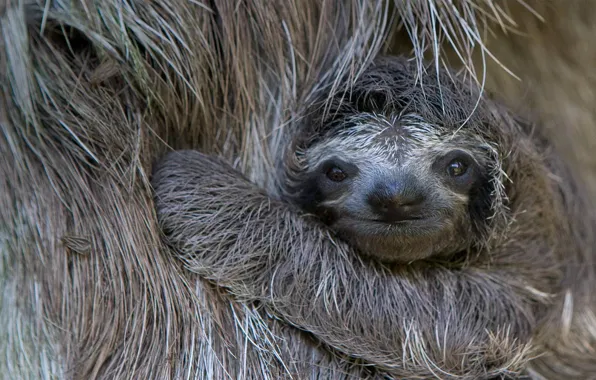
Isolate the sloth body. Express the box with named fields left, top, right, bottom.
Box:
left=5, top=0, right=596, bottom=379
left=152, top=56, right=594, bottom=378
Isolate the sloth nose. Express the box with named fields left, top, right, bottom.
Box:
left=367, top=174, right=425, bottom=223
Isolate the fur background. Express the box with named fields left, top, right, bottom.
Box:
left=2, top=0, right=595, bottom=378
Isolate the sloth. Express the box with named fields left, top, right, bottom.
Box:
left=151, top=56, right=595, bottom=378
left=5, top=0, right=596, bottom=379
left=283, top=78, right=497, bottom=263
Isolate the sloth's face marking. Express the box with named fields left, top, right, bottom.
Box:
left=293, top=113, right=493, bottom=263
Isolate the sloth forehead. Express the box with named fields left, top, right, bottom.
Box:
left=303, top=112, right=478, bottom=168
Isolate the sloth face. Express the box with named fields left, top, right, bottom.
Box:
left=291, top=113, right=495, bottom=263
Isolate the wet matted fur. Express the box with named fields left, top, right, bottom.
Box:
left=2, top=0, right=596, bottom=379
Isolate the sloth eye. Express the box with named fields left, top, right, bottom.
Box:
left=326, top=166, right=347, bottom=182
left=447, top=160, right=468, bottom=177
left=319, top=157, right=357, bottom=184
left=433, top=149, right=479, bottom=192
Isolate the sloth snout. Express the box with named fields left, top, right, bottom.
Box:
left=366, top=174, right=426, bottom=222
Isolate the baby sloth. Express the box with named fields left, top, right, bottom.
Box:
left=287, top=100, right=495, bottom=263
left=152, top=56, right=594, bottom=379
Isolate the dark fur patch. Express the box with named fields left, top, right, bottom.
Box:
left=296, top=58, right=485, bottom=156
left=467, top=170, right=497, bottom=237
left=288, top=173, right=339, bottom=225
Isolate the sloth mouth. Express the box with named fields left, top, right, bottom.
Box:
left=355, top=213, right=428, bottom=224
left=334, top=215, right=439, bottom=233
left=370, top=216, right=423, bottom=224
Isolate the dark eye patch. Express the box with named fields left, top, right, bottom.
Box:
left=433, top=149, right=481, bottom=193
left=318, top=157, right=360, bottom=180
left=288, top=157, right=358, bottom=215
left=326, top=166, right=347, bottom=182
left=433, top=149, right=497, bottom=236
left=467, top=171, right=496, bottom=236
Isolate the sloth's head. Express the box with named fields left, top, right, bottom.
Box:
left=286, top=57, right=507, bottom=263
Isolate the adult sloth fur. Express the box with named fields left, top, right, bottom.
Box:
left=2, top=0, right=596, bottom=379
left=151, top=56, right=595, bottom=379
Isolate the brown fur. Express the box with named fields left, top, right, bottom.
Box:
left=282, top=57, right=512, bottom=263
left=1, top=0, right=596, bottom=379
left=151, top=56, right=595, bottom=379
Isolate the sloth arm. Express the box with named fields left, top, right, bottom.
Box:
left=152, top=150, right=542, bottom=377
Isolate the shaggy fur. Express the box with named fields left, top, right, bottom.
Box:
left=151, top=57, right=596, bottom=379
left=282, top=57, right=508, bottom=263
left=2, top=0, right=596, bottom=378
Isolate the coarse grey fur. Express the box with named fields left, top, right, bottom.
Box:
left=282, top=59, right=503, bottom=263
left=152, top=57, right=596, bottom=379
left=3, top=0, right=596, bottom=379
